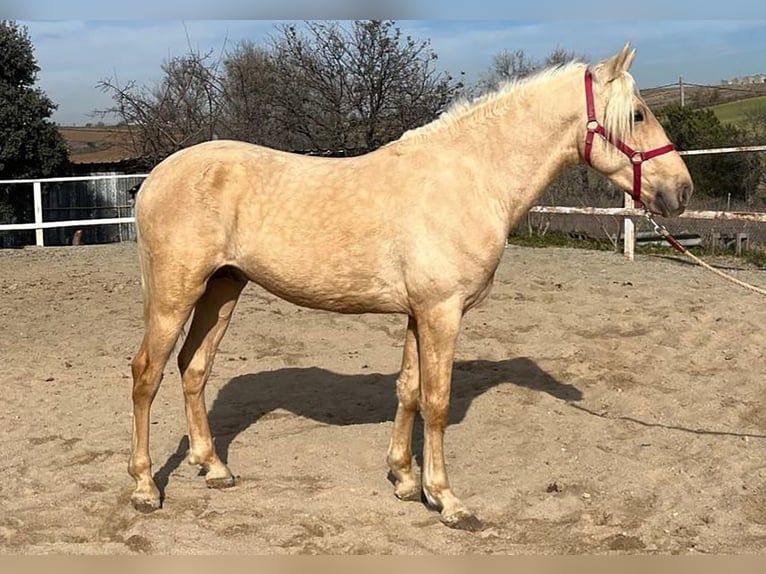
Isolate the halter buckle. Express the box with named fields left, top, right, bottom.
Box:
left=631, top=152, right=643, bottom=164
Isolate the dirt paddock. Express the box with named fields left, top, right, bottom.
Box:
left=2, top=242, right=766, bottom=554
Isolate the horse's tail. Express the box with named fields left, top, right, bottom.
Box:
left=133, top=175, right=156, bottom=329
left=135, top=205, right=152, bottom=327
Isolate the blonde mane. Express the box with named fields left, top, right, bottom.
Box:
left=396, top=59, right=641, bottom=148
left=397, top=61, right=586, bottom=143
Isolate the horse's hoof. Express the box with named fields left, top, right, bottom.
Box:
left=131, top=494, right=161, bottom=513
left=441, top=510, right=484, bottom=532
left=394, top=482, right=422, bottom=502
left=205, top=475, right=236, bottom=489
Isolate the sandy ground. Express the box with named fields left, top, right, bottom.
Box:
left=2, top=242, right=766, bottom=554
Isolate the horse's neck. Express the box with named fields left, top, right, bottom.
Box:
left=452, top=75, right=583, bottom=232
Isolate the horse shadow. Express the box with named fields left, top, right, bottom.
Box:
left=153, top=357, right=582, bottom=493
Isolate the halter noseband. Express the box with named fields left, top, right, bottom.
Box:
left=583, top=69, right=675, bottom=207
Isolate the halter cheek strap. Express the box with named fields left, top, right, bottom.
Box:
left=583, top=70, right=675, bottom=207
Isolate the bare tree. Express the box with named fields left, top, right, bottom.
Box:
left=478, top=49, right=537, bottom=93
left=346, top=20, right=463, bottom=150
left=543, top=46, right=582, bottom=68
left=478, top=46, right=584, bottom=94
left=97, top=20, right=464, bottom=163
left=218, top=41, right=285, bottom=147
left=266, top=22, right=354, bottom=151
left=267, top=20, right=463, bottom=153
left=97, top=47, right=224, bottom=167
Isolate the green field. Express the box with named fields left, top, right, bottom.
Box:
left=708, top=95, right=766, bottom=126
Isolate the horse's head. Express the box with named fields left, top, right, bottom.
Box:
left=580, top=43, right=693, bottom=216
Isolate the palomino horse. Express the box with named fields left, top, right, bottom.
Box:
left=128, top=43, right=692, bottom=530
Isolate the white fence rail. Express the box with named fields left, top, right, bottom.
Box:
left=1, top=145, right=765, bottom=253
left=529, top=146, right=766, bottom=260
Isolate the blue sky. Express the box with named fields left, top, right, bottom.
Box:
left=17, top=19, right=766, bottom=126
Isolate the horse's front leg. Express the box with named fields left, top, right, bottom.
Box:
left=416, top=300, right=483, bottom=531
left=386, top=316, right=421, bottom=501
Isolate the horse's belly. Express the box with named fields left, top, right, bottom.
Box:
left=238, top=259, right=408, bottom=314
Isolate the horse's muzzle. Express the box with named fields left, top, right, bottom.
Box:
left=651, top=181, right=693, bottom=217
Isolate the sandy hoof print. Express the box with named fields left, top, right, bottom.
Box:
left=205, top=475, right=236, bottom=489
left=131, top=495, right=161, bottom=513
left=441, top=511, right=484, bottom=532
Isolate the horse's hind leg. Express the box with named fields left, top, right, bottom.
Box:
left=386, top=316, right=421, bottom=501
left=177, top=270, right=247, bottom=488
left=129, top=299, right=196, bottom=512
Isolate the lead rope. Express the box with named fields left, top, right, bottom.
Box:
left=643, top=210, right=766, bottom=297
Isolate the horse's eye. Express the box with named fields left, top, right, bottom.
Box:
left=633, top=109, right=645, bottom=122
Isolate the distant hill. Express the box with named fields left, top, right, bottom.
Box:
left=641, top=82, right=766, bottom=127
left=58, top=125, right=136, bottom=165
left=642, top=81, right=766, bottom=109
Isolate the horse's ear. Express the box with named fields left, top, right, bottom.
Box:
left=597, top=42, right=636, bottom=82
left=623, top=44, right=637, bottom=72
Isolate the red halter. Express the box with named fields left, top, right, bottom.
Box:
left=583, top=69, right=675, bottom=207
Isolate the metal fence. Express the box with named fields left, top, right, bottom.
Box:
left=43, top=174, right=146, bottom=245
left=0, top=174, right=147, bottom=247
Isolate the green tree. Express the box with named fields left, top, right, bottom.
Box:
left=658, top=105, right=760, bottom=202
left=0, top=20, right=69, bottom=229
